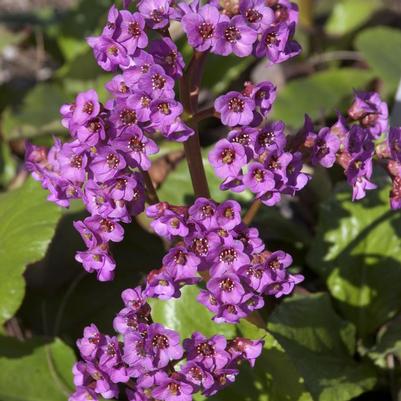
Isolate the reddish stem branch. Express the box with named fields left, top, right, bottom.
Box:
left=243, top=199, right=262, bottom=226
left=179, top=51, right=211, bottom=199
left=142, top=170, right=160, bottom=205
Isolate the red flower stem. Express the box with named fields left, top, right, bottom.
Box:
left=179, top=51, right=210, bottom=199
left=243, top=199, right=262, bottom=226
left=142, top=170, right=160, bottom=205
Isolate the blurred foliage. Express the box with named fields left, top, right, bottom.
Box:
left=0, top=0, right=400, bottom=400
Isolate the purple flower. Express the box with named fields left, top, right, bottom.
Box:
left=254, top=23, right=301, bottom=64
left=208, top=139, right=247, bottom=179
left=69, top=387, right=99, bottom=401
left=254, top=121, right=286, bottom=154
left=188, top=197, right=218, bottom=230
left=239, top=0, right=274, bottom=31
left=162, top=246, right=200, bottom=283
left=202, top=368, right=239, bottom=396
left=252, top=80, right=277, bottom=116
left=76, top=324, right=105, bottom=361
left=184, top=332, right=230, bottom=369
left=71, top=89, right=100, bottom=126
left=390, top=176, right=401, bottom=210
left=348, top=91, right=388, bottom=137
left=90, top=147, right=127, bottom=182
left=138, top=0, right=171, bottom=29
left=87, top=35, right=129, bottom=72
left=181, top=361, right=214, bottom=390
left=207, top=273, right=246, bottom=304
left=123, top=328, right=153, bottom=375
left=145, top=270, right=179, bottom=299
left=228, top=337, right=263, bottom=367
left=389, top=127, right=401, bottom=162
left=150, top=98, right=184, bottom=126
left=151, top=209, right=189, bottom=239
left=311, top=127, right=340, bottom=168
left=118, top=11, right=148, bottom=53
left=84, top=216, right=124, bottom=243
left=148, top=38, right=185, bottom=79
left=146, top=323, right=184, bottom=368
left=138, top=64, right=175, bottom=98
left=243, top=162, right=275, bottom=195
left=75, top=247, right=116, bottom=281
left=182, top=4, right=228, bottom=52
left=216, top=200, right=242, bottom=230
left=214, top=15, right=257, bottom=57
left=112, top=126, right=159, bottom=170
left=152, top=373, right=194, bottom=401
left=57, top=143, right=88, bottom=183
left=215, top=91, right=255, bottom=127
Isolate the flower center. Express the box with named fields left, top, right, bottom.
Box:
left=224, top=26, right=241, bottom=43
left=151, top=73, right=166, bottom=90
left=265, top=32, right=279, bottom=47
left=245, top=8, right=262, bottom=23
left=106, top=153, right=120, bottom=169
left=196, top=342, right=215, bottom=356
left=152, top=334, right=169, bottom=349
left=140, top=95, right=151, bottom=107
left=201, top=205, right=214, bottom=217
left=232, top=133, right=250, bottom=145
left=219, top=278, right=235, bottom=292
left=269, top=259, right=281, bottom=270
left=128, top=21, right=141, bottom=37
left=168, top=383, right=181, bottom=395
left=221, top=149, right=236, bottom=164
left=192, top=238, right=209, bottom=256
left=228, top=97, right=245, bottom=112
left=82, top=101, right=94, bottom=114
left=219, top=248, right=238, bottom=263
left=174, top=250, right=187, bottom=265
left=70, top=155, right=83, bottom=169
left=87, top=119, right=102, bottom=133
left=158, top=102, right=171, bottom=115
left=253, top=168, right=265, bottom=182
left=120, top=108, right=137, bottom=125
left=151, top=8, right=163, bottom=23
left=129, top=136, right=145, bottom=152
left=258, top=131, right=275, bottom=146
left=100, top=218, right=115, bottom=233
left=198, top=22, right=214, bottom=39
left=223, top=207, right=234, bottom=219
left=108, top=45, right=119, bottom=56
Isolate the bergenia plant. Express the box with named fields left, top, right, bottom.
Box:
left=24, top=1, right=401, bottom=400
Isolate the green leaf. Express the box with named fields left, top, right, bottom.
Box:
left=271, top=68, right=373, bottom=128
left=203, top=54, right=253, bottom=94
left=268, top=293, right=377, bottom=401
left=207, top=320, right=313, bottom=401
left=2, top=83, right=67, bottom=140
left=19, top=219, right=165, bottom=340
left=307, top=182, right=401, bottom=337
left=0, top=178, right=61, bottom=325
left=0, top=336, right=75, bottom=401
left=0, top=26, right=26, bottom=52
left=368, top=318, right=401, bottom=367
left=355, top=26, right=401, bottom=95
left=325, top=0, right=382, bottom=35
left=149, top=285, right=236, bottom=339
left=0, top=140, right=17, bottom=188
left=158, top=147, right=252, bottom=205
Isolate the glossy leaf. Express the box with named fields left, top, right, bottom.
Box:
left=325, top=0, right=381, bottom=35
left=0, top=140, right=17, bottom=188
left=0, top=179, right=61, bottom=325
left=207, top=320, right=313, bottom=401
left=0, top=336, right=75, bottom=401
left=355, top=26, right=401, bottom=94
left=308, top=182, right=401, bottom=337
left=2, top=83, right=66, bottom=140
left=271, top=68, right=373, bottom=128
left=268, top=293, right=377, bottom=401
left=149, top=285, right=236, bottom=339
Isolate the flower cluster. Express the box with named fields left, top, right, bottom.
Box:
left=144, top=198, right=303, bottom=323
left=210, top=81, right=310, bottom=206
left=70, top=286, right=263, bottom=401
left=299, top=91, right=391, bottom=202
left=181, top=0, right=300, bottom=64
left=209, top=86, right=401, bottom=209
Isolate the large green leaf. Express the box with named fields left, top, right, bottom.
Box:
left=207, top=320, right=312, bottom=401
left=0, top=140, right=17, bottom=188
left=268, top=293, right=377, bottom=401
left=19, top=218, right=165, bottom=341
left=355, top=26, right=401, bottom=95
left=307, top=182, right=401, bottom=337
left=271, top=68, right=373, bottom=128
left=0, top=178, right=61, bottom=325
left=0, top=336, right=75, bottom=401
left=150, top=285, right=236, bottom=339
left=325, top=0, right=382, bottom=36
left=2, top=83, right=67, bottom=140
